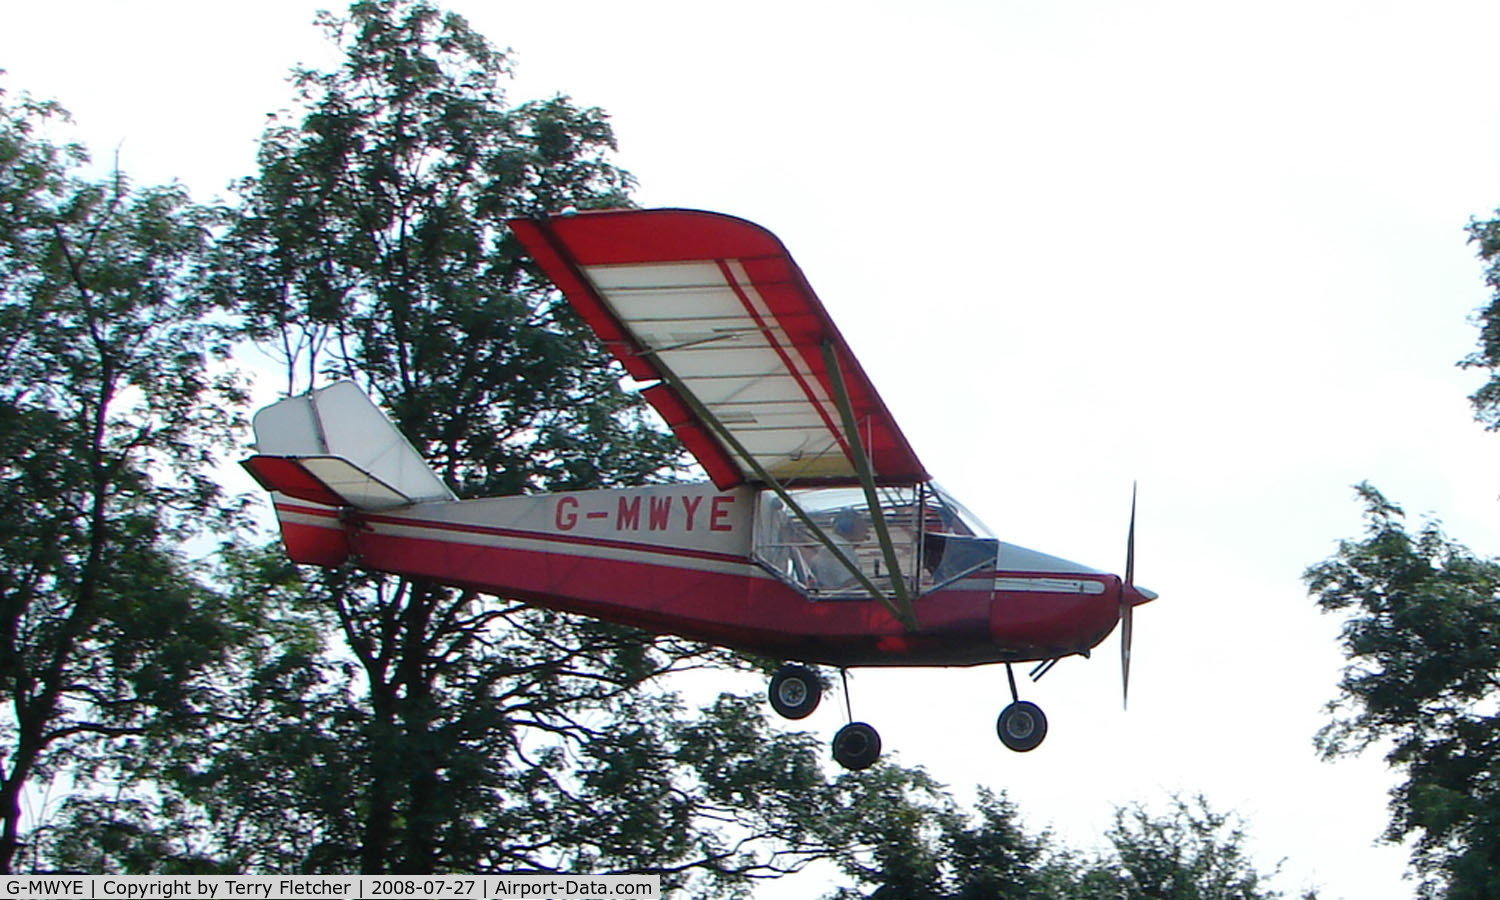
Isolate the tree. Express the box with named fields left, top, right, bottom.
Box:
left=0, top=84, right=245, bottom=872
left=214, top=0, right=682, bottom=874
left=1098, top=795, right=1291, bottom=900
left=1306, top=483, right=1500, bottom=898
left=30, top=542, right=371, bottom=873
left=818, top=770, right=1086, bottom=900
left=819, top=782, right=1290, bottom=900
left=1462, top=211, right=1500, bottom=427
left=218, top=0, right=676, bottom=495
left=202, top=1, right=879, bottom=887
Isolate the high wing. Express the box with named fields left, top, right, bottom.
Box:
left=508, top=209, right=928, bottom=491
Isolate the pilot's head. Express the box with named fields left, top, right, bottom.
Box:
left=833, top=510, right=868, bottom=541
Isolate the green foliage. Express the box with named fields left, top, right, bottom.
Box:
left=201, top=0, right=852, bottom=885
left=1101, top=795, right=1285, bottom=900
left=820, top=787, right=1287, bottom=900
left=33, top=543, right=365, bottom=873
left=1307, top=483, right=1500, bottom=898
left=949, top=789, right=1079, bottom=900
left=0, top=83, right=246, bottom=872
left=1463, top=212, right=1500, bottom=427
left=214, top=0, right=673, bottom=495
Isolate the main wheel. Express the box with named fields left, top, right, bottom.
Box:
left=768, top=664, right=821, bottom=719
left=996, top=700, right=1048, bottom=752
left=832, top=721, right=882, bottom=770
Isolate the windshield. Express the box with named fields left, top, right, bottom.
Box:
left=924, top=481, right=994, bottom=538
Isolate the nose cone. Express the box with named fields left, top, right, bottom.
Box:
left=1124, top=583, right=1158, bottom=606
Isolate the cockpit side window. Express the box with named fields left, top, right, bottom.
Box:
left=752, top=486, right=916, bottom=598
left=751, top=484, right=997, bottom=598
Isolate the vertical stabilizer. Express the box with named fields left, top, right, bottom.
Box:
left=243, top=381, right=456, bottom=510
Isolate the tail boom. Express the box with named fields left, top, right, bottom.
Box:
left=270, top=499, right=351, bottom=567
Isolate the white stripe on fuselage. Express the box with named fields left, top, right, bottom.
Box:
left=993, top=543, right=1108, bottom=594
left=281, top=482, right=767, bottom=581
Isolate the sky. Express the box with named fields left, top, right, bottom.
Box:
left=7, top=1, right=1500, bottom=896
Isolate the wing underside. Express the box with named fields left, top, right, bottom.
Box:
left=510, top=209, right=928, bottom=491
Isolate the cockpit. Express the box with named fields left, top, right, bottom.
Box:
left=752, top=482, right=999, bottom=599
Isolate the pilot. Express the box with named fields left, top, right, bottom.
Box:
left=808, top=509, right=867, bottom=591
left=758, top=496, right=811, bottom=585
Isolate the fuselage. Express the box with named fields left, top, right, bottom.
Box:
left=272, top=481, right=1129, bottom=668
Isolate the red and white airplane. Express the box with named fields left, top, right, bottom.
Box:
left=242, top=208, right=1157, bottom=770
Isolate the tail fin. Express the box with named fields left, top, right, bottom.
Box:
left=242, top=381, right=455, bottom=565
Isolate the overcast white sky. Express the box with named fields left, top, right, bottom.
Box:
left=9, top=1, right=1500, bottom=896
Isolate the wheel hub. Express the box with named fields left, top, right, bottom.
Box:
left=778, top=679, right=807, bottom=706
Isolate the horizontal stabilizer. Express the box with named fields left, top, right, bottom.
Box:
left=245, top=381, right=455, bottom=510
left=242, top=454, right=414, bottom=510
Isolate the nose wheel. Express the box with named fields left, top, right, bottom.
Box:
left=996, top=700, right=1048, bottom=752
left=997, top=662, right=1049, bottom=752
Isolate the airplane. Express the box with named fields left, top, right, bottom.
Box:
left=240, top=208, right=1157, bottom=771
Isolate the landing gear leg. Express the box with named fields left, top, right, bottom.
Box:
left=831, top=668, right=882, bottom=771
left=996, top=663, right=1048, bottom=753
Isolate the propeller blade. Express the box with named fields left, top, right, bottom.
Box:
left=1121, top=600, right=1133, bottom=709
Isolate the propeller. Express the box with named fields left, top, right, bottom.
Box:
left=1120, top=482, right=1158, bottom=710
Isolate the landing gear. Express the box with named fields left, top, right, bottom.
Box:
left=767, top=665, right=883, bottom=771
left=768, top=662, right=1054, bottom=761
left=996, top=701, right=1048, bottom=752
left=832, top=722, right=882, bottom=770
left=830, top=669, right=882, bottom=770
left=996, top=662, right=1049, bottom=752
left=768, top=664, right=821, bottom=719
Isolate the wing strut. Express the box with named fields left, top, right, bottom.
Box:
left=819, top=341, right=917, bottom=627
left=648, top=361, right=919, bottom=631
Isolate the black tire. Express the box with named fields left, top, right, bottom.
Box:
left=832, top=721, right=882, bottom=770
left=996, top=701, right=1048, bottom=752
left=768, top=664, right=821, bottom=719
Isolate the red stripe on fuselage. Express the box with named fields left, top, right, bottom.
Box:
left=274, top=500, right=747, bottom=567
left=359, top=510, right=749, bottom=566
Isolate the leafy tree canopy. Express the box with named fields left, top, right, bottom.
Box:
left=215, top=0, right=675, bottom=495
left=0, top=82, right=245, bottom=873
left=822, top=787, right=1293, bottom=900
left=195, top=0, right=851, bottom=886
left=1463, top=210, right=1500, bottom=427
left=1307, top=483, right=1500, bottom=898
